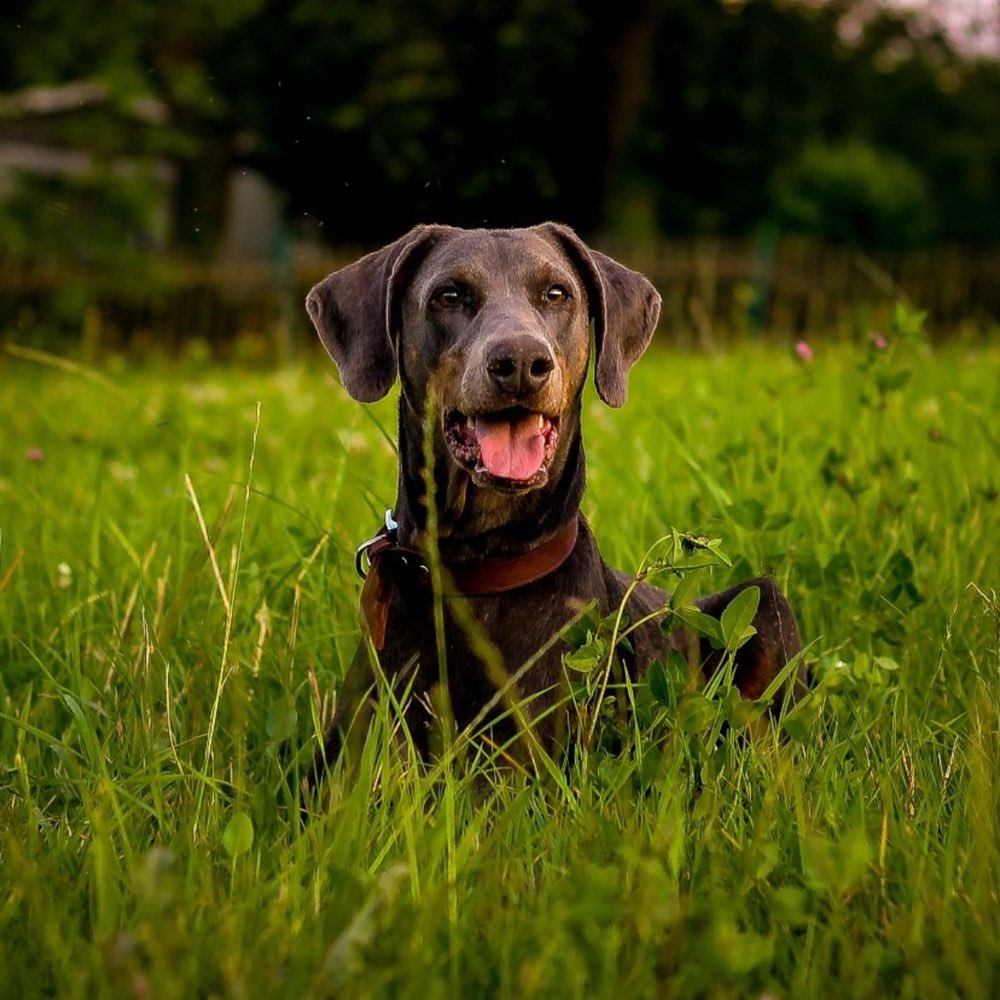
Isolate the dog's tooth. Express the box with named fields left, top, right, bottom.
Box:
left=537, top=414, right=545, bottom=430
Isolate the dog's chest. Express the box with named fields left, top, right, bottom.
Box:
left=378, top=537, right=609, bottom=684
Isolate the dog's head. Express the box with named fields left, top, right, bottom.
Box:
left=307, top=224, right=660, bottom=496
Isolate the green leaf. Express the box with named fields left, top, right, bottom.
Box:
left=678, top=693, right=714, bottom=735
left=668, top=569, right=701, bottom=610
left=559, top=602, right=600, bottom=648
left=729, top=498, right=766, bottom=529
left=781, top=698, right=818, bottom=743
left=797, top=553, right=824, bottom=589
left=671, top=605, right=724, bottom=648
left=636, top=745, right=663, bottom=787
left=824, top=551, right=854, bottom=585
left=875, top=368, right=911, bottom=393
left=251, top=783, right=278, bottom=838
left=564, top=638, right=605, bottom=673
left=666, top=648, right=690, bottom=690
left=873, top=655, right=900, bottom=672
left=893, top=301, right=927, bottom=341
left=801, top=826, right=871, bottom=894
left=700, top=920, right=775, bottom=976
left=646, top=659, right=671, bottom=708
left=720, top=585, right=760, bottom=652
left=746, top=841, right=779, bottom=882
left=222, top=812, right=254, bottom=858
left=886, top=548, right=915, bottom=581
left=723, top=685, right=767, bottom=729
left=265, top=697, right=297, bottom=743
left=770, top=886, right=812, bottom=927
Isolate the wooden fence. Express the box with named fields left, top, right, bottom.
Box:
left=1, top=238, right=996, bottom=357
left=617, top=238, right=998, bottom=346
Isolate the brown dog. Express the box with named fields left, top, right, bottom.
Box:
left=305, top=223, right=801, bottom=777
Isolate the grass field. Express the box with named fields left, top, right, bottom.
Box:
left=1, top=327, right=998, bottom=998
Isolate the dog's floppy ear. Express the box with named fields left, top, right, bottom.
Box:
left=306, top=226, right=444, bottom=402
left=538, top=223, right=661, bottom=407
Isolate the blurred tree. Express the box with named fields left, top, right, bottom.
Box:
left=637, top=0, right=842, bottom=234
left=842, top=3, right=1000, bottom=244
left=0, top=0, right=263, bottom=254
left=771, top=140, right=935, bottom=246
left=1, top=0, right=997, bottom=252
left=628, top=0, right=998, bottom=246
left=220, top=0, right=624, bottom=240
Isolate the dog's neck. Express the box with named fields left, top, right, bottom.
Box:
left=392, top=401, right=587, bottom=566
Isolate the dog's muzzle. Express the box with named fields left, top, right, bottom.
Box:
left=444, top=407, right=560, bottom=492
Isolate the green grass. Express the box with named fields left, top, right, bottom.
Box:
left=1, top=332, right=998, bottom=998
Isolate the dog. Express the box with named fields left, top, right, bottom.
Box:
left=305, top=223, right=802, bottom=780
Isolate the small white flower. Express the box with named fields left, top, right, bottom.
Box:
left=108, top=462, right=138, bottom=482
left=337, top=431, right=369, bottom=454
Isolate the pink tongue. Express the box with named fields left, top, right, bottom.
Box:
left=474, top=413, right=545, bottom=480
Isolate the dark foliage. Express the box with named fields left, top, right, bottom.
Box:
left=1, top=0, right=997, bottom=251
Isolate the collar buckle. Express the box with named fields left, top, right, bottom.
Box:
left=354, top=508, right=398, bottom=579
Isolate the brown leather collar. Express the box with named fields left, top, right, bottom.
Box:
left=357, top=512, right=580, bottom=649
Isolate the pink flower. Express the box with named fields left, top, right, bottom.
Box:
left=870, top=332, right=887, bottom=350
left=794, top=340, right=813, bottom=362
left=24, top=447, right=44, bottom=462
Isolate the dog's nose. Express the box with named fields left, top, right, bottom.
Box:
left=485, top=336, right=555, bottom=396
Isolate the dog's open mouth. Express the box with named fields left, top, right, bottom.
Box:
left=444, top=407, right=560, bottom=489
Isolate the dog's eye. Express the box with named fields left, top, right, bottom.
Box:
left=544, top=285, right=569, bottom=303
left=433, top=286, right=463, bottom=307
